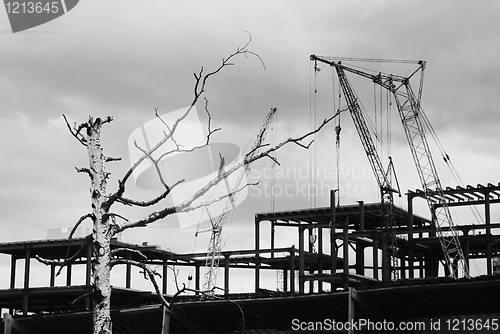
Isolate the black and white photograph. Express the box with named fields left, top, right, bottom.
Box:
left=1, top=1, right=499, bottom=333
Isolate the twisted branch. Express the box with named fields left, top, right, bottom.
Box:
left=110, top=258, right=170, bottom=309
left=106, top=33, right=263, bottom=210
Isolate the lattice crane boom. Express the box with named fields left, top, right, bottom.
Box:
left=310, top=55, right=469, bottom=279
left=202, top=108, right=277, bottom=295
left=391, top=76, right=470, bottom=279
left=311, top=55, right=399, bottom=282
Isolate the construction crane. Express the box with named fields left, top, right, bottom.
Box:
left=312, top=55, right=400, bottom=283
left=201, top=108, right=277, bottom=295
left=310, top=55, right=469, bottom=279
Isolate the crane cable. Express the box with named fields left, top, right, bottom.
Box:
left=374, top=84, right=378, bottom=155
left=333, top=66, right=341, bottom=206
left=271, top=107, right=278, bottom=213
left=189, top=108, right=277, bottom=290
left=221, top=111, right=276, bottom=249
left=423, top=116, right=484, bottom=274
left=420, top=109, right=484, bottom=226
left=187, top=207, right=209, bottom=293
left=311, top=60, right=319, bottom=209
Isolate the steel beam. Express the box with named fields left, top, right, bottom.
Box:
left=10, top=255, right=16, bottom=290
left=255, top=216, right=260, bottom=294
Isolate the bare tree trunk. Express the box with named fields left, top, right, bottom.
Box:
left=31, top=36, right=338, bottom=334
left=87, top=117, right=113, bottom=334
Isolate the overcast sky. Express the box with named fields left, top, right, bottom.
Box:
left=1, top=1, right=499, bottom=289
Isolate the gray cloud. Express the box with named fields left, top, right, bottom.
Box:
left=1, top=0, right=499, bottom=263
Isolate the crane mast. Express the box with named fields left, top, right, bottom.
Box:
left=391, top=76, right=470, bottom=279
left=310, top=54, right=469, bottom=279
left=202, top=108, right=277, bottom=295
left=312, top=55, right=399, bottom=282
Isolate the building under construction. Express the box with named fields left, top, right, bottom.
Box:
left=1, top=184, right=500, bottom=333
left=2, top=57, right=500, bottom=333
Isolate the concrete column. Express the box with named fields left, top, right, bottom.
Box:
left=356, top=244, right=365, bottom=276
left=358, top=201, right=365, bottom=231
left=195, top=264, right=200, bottom=295
left=407, top=194, right=414, bottom=228
left=162, top=260, right=168, bottom=295
left=271, top=221, right=275, bottom=259
left=430, top=208, right=437, bottom=238
left=50, top=265, right=55, bottom=287
left=419, top=223, right=424, bottom=278
left=330, top=190, right=337, bottom=284
left=283, top=268, right=288, bottom=292
left=255, top=216, right=260, bottom=294
left=318, top=225, right=323, bottom=292
left=408, top=195, right=414, bottom=278
left=224, top=254, right=230, bottom=297
left=10, top=255, right=16, bottom=289
left=343, top=217, right=349, bottom=289
left=400, top=249, right=406, bottom=279
left=485, top=192, right=492, bottom=275
left=373, top=233, right=379, bottom=280
left=290, top=247, right=295, bottom=293
left=66, top=264, right=72, bottom=286
left=308, top=227, right=314, bottom=293
left=348, top=288, right=355, bottom=334
left=299, top=226, right=305, bottom=294
left=126, top=253, right=132, bottom=289
left=24, top=245, right=30, bottom=289
left=162, top=307, right=171, bottom=334
left=23, top=244, right=31, bottom=315
left=462, top=229, right=470, bottom=273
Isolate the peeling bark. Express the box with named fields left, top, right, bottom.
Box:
left=56, top=106, right=335, bottom=334
left=86, top=117, right=113, bottom=334
left=47, top=35, right=337, bottom=334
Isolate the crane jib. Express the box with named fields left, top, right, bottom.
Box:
left=310, top=54, right=469, bottom=280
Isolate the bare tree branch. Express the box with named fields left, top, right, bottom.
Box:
left=246, top=142, right=270, bottom=158
left=70, top=213, right=94, bottom=237
left=105, top=126, right=179, bottom=209
left=133, top=140, right=169, bottom=189
left=106, top=212, right=128, bottom=222
left=75, top=167, right=93, bottom=180
left=63, top=114, right=88, bottom=146
left=71, top=290, right=95, bottom=305
left=154, top=98, right=222, bottom=164
left=101, top=116, right=113, bottom=125
left=51, top=213, right=95, bottom=275
left=238, top=30, right=265, bottom=70
left=116, top=110, right=338, bottom=233
left=263, top=153, right=280, bottom=166
left=180, top=181, right=258, bottom=214
left=50, top=38, right=275, bottom=334
left=203, top=97, right=222, bottom=145
left=125, top=104, right=221, bottom=211
left=170, top=283, right=245, bottom=332
left=195, top=32, right=265, bottom=100
left=35, top=234, right=93, bottom=270
left=110, top=258, right=171, bottom=309
left=111, top=247, right=148, bottom=260
left=112, top=259, right=235, bottom=333
left=170, top=283, right=210, bottom=305
left=105, top=157, right=122, bottom=163
left=154, top=107, right=182, bottom=151
left=104, top=213, right=129, bottom=235
left=116, top=178, right=184, bottom=207
left=106, top=33, right=264, bottom=211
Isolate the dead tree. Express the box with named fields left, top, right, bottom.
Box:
left=36, top=36, right=337, bottom=334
